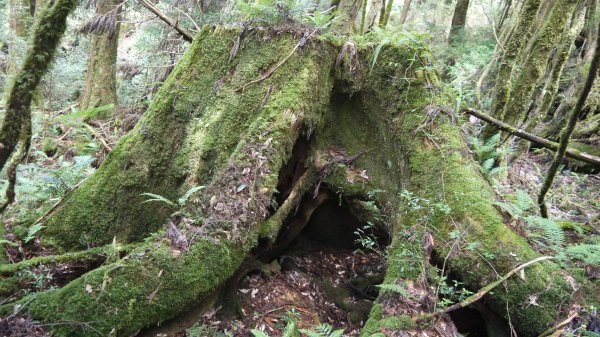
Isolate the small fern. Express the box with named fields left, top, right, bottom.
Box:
left=141, top=185, right=205, bottom=210
left=524, top=216, right=565, bottom=249
left=376, top=283, right=411, bottom=298
left=300, top=324, right=344, bottom=337
left=560, top=244, right=600, bottom=265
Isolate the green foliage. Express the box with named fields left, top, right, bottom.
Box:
left=141, top=186, right=205, bottom=216
left=299, top=324, right=344, bottom=337
left=57, top=104, right=114, bottom=122
left=367, top=27, right=430, bottom=72
left=376, top=283, right=411, bottom=298
left=523, top=216, right=565, bottom=249
left=187, top=322, right=232, bottom=337
left=354, top=221, right=379, bottom=253
left=436, top=276, right=473, bottom=309
left=559, top=244, right=600, bottom=266
left=24, top=223, right=45, bottom=243
left=468, top=133, right=507, bottom=178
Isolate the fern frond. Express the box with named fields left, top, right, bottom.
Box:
left=524, top=216, right=565, bottom=248
left=140, top=192, right=177, bottom=207
left=562, top=244, right=600, bottom=265
left=177, top=186, right=205, bottom=206
left=376, top=283, right=411, bottom=297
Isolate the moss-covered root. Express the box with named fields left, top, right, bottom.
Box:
left=42, top=27, right=333, bottom=251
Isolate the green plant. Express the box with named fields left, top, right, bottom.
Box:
left=436, top=276, right=473, bottom=309
left=24, top=223, right=45, bottom=243
left=354, top=221, right=379, bottom=253
left=558, top=243, right=600, bottom=266
left=141, top=185, right=205, bottom=215
left=186, top=322, right=232, bottom=337
left=468, top=133, right=508, bottom=178
left=299, top=324, right=344, bottom=337
left=376, top=283, right=411, bottom=298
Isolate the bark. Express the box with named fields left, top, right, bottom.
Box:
left=538, top=15, right=600, bottom=217
left=79, top=0, right=121, bottom=111
left=2, top=28, right=597, bottom=337
left=398, top=0, right=411, bottom=25
left=485, top=0, right=542, bottom=139
left=499, top=0, right=579, bottom=130
left=365, top=0, right=384, bottom=31
left=380, top=0, right=394, bottom=28
left=331, top=0, right=362, bottom=34
left=0, top=0, right=78, bottom=173
left=448, top=0, right=470, bottom=46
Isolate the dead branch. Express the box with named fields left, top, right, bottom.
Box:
left=463, top=108, right=600, bottom=167
left=417, top=256, right=554, bottom=321
left=137, top=0, right=194, bottom=42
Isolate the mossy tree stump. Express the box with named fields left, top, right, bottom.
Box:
left=1, top=27, right=596, bottom=337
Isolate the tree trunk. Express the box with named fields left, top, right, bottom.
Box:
left=331, top=0, right=362, bottom=34
left=485, top=0, right=542, bottom=139
left=0, top=0, right=77, bottom=173
left=495, top=0, right=579, bottom=132
left=365, top=0, right=384, bottom=31
left=398, top=0, right=411, bottom=25
left=1, top=27, right=595, bottom=337
left=79, top=0, right=121, bottom=111
left=448, top=0, right=470, bottom=46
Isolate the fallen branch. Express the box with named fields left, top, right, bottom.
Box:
left=417, top=256, right=554, bottom=321
left=463, top=108, right=600, bottom=167
left=537, top=313, right=578, bottom=337
left=137, top=0, right=194, bottom=42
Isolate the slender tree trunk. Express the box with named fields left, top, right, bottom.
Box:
left=365, top=0, right=383, bottom=31
left=500, top=0, right=579, bottom=130
left=0, top=0, right=78, bottom=172
left=538, top=13, right=600, bottom=217
left=398, top=0, right=411, bottom=24
left=331, top=0, right=362, bottom=34
left=380, top=0, right=394, bottom=28
left=79, top=0, right=121, bottom=111
left=485, top=0, right=542, bottom=139
left=448, top=0, right=470, bottom=46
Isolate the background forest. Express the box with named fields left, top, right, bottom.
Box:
left=0, top=0, right=599, bottom=336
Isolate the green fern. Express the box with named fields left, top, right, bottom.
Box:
left=177, top=186, right=205, bottom=205
left=140, top=192, right=177, bottom=208
left=560, top=244, right=600, bottom=265
left=300, top=324, right=344, bottom=337
left=376, top=283, right=411, bottom=298
left=524, top=216, right=565, bottom=249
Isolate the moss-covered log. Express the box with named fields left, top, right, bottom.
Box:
left=2, top=27, right=597, bottom=337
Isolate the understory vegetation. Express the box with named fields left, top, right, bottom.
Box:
left=0, top=0, right=599, bottom=337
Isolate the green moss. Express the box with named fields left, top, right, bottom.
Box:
left=380, top=315, right=415, bottom=330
